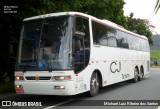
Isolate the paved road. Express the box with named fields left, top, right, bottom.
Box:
left=0, top=68, right=160, bottom=109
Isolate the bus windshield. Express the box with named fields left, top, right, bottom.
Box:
left=17, top=16, right=73, bottom=71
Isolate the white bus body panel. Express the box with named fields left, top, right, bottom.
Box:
left=87, top=45, right=150, bottom=87
left=15, top=71, right=77, bottom=95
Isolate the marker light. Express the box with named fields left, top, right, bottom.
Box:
left=53, top=75, right=71, bottom=81
left=15, top=76, right=24, bottom=80
left=55, top=76, right=65, bottom=80
left=65, top=76, right=71, bottom=80
left=15, top=85, right=23, bottom=89
left=16, top=85, right=20, bottom=88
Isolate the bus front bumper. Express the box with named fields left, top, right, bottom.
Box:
left=15, top=81, right=75, bottom=95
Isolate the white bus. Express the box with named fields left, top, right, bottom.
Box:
left=15, top=12, right=150, bottom=96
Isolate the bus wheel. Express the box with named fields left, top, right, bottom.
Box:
left=89, top=73, right=99, bottom=96
left=139, top=67, right=144, bottom=81
left=133, top=67, right=139, bottom=83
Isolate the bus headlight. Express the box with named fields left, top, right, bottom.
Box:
left=15, top=76, right=24, bottom=80
left=52, top=75, right=71, bottom=81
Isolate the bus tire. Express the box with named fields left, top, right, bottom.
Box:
left=139, top=66, right=144, bottom=81
left=88, top=72, right=99, bottom=97
left=133, top=67, right=139, bottom=83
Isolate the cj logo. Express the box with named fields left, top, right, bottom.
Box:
left=2, top=101, right=11, bottom=106
left=110, top=61, right=121, bottom=73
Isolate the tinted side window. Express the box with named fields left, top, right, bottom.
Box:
left=92, top=21, right=117, bottom=47
left=128, top=35, right=140, bottom=50
left=116, top=31, right=129, bottom=49
left=144, top=40, right=150, bottom=52
left=92, top=21, right=108, bottom=45
left=107, top=36, right=117, bottom=47
left=75, top=17, right=89, bottom=33
left=75, top=17, right=90, bottom=48
left=128, top=34, right=150, bottom=51
left=107, top=27, right=117, bottom=47
left=74, top=17, right=91, bottom=72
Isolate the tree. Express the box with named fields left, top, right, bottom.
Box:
left=80, top=0, right=127, bottom=28
left=126, top=13, right=153, bottom=44
left=1, top=0, right=58, bottom=83
left=154, top=0, right=160, bottom=13
left=51, top=0, right=127, bottom=28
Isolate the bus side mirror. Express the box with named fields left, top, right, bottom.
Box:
left=9, top=41, right=18, bottom=58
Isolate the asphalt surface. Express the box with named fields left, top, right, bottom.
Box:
left=0, top=68, right=160, bottom=109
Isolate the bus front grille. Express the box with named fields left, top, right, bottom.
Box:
left=25, top=76, right=51, bottom=80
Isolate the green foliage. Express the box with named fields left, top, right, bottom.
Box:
left=150, top=35, right=160, bottom=50
left=126, top=13, right=153, bottom=44
left=2, top=0, right=127, bottom=40
left=14, top=0, right=127, bottom=27
left=0, top=82, right=15, bottom=94
left=151, top=50, right=160, bottom=60
left=80, top=0, right=127, bottom=28
left=151, top=66, right=160, bottom=68
left=3, top=72, right=11, bottom=83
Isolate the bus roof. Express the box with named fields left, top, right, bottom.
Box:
left=23, top=12, right=148, bottom=40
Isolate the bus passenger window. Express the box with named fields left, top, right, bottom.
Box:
left=116, top=31, right=129, bottom=49
left=108, top=36, right=117, bottom=47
